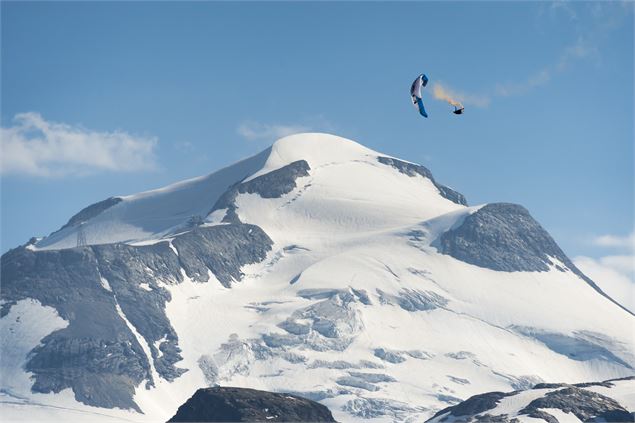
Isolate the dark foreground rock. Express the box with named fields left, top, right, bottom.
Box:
left=426, top=376, right=635, bottom=423
left=168, top=387, right=337, bottom=422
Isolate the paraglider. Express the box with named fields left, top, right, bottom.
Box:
left=410, top=74, right=429, bottom=118
left=411, top=73, right=465, bottom=118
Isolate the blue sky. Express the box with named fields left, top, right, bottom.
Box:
left=1, top=1, right=633, bottom=278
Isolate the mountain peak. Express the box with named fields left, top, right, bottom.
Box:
left=249, top=133, right=379, bottom=180
left=34, top=134, right=465, bottom=250
left=271, top=132, right=375, bottom=155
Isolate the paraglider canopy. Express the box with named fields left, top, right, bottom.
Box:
left=410, top=74, right=429, bottom=118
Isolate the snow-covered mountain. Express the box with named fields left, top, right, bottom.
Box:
left=1, top=133, right=633, bottom=422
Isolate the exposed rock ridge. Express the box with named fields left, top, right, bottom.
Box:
left=209, top=160, right=311, bottom=223
left=376, top=156, right=467, bottom=206
left=435, top=203, right=633, bottom=316
left=61, top=196, right=123, bottom=229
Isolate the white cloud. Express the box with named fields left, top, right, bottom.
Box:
left=0, top=112, right=158, bottom=177
left=575, top=230, right=635, bottom=312
left=574, top=255, right=634, bottom=312
left=237, top=121, right=312, bottom=142
left=592, top=232, right=635, bottom=250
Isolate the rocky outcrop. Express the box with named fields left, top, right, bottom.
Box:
left=426, top=377, right=635, bottom=423
left=60, top=196, right=123, bottom=229
left=210, top=160, right=311, bottom=223
left=0, top=223, right=273, bottom=411
left=172, top=224, right=273, bottom=287
left=436, top=203, right=574, bottom=273
left=435, top=203, right=632, bottom=315
left=1, top=245, right=154, bottom=412
left=376, top=156, right=467, bottom=206
left=520, top=386, right=632, bottom=422
left=167, top=386, right=337, bottom=422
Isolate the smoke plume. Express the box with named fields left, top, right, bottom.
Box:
left=432, top=83, right=464, bottom=109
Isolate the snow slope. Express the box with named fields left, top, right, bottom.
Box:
left=2, top=133, right=634, bottom=422
left=35, top=146, right=272, bottom=250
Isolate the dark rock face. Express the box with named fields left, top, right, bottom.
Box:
left=1, top=246, right=153, bottom=412
left=92, top=242, right=187, bottom=383
left=173, top=225, right=273, bottom=287
left=519, top=386, right=632, bottom=422
left=376, top=156, right=467, bottom=206
left=210, top=160, right=311, bottom=223
left=61, top=197, right=123, bottom=229
left=436, top=203, right=572, bottom=273
left=167, top=387, right=337, bottom=422
left=0, top=224, right=273, bottom=411
left=435, top=203, right=633, bottom=315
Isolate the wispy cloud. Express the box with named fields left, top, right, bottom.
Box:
left=237, top=121, right=312, bottom=142
left=493, top=2, right=627, bottom=100
left=429, top=26, right=601, bottom=106
left=556, top=38, right=598, bottom=71
left=496, top=69, right=552, bottom=97
left=495, top=35, right=598, bottom=97
left=1, top=112, right=158, bottom=177
left=548, top=0, right=579, bottom=22
left=237, top=116, right=338, bottom=142
left=173, top=140, right=195, bottom=152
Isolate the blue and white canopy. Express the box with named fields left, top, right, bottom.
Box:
left=410, top=74, right=429, bottom=118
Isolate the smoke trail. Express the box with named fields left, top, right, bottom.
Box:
left=432, top=83, right=464, bottom=109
